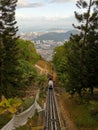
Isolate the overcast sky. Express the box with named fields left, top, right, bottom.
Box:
left=16, top=0, right=89, bottom=33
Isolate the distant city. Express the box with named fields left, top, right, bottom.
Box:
left=19, top=29, right=79, bottom=61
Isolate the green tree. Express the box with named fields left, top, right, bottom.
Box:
left=16, top=39, right=40, bottom=88
left=53, top=40, right=86, bottom=96
left=0, top=38, right=5, bottom=96
left=72, top=0, right=98, bottom=94
left=0, top=0, right=18, bottom=37
left=53, top=45, right=68, bottom=87
left=53, top=0, right=98, bottom=97
left=53, top=46, right=65, bottom=71
left=0, top=0, right=20, bottom=97
left=17, top=39, right=40, bottom=64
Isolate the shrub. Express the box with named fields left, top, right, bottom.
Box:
left=22, top=98, right=34, bottom=111
left=0, top=113, right=12, bottom=129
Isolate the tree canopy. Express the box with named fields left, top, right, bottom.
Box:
left=53, top=0, right=98, bottom=97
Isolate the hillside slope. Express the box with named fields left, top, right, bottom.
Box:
left=33, top=30, right=79, bottom=42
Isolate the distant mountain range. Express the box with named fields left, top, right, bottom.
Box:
left=33, top=30, right=79, bottom=42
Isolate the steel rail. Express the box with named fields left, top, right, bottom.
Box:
left=45, top=88, right=61, bottom=130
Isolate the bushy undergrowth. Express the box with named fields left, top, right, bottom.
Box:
left=22, top=97, right=34, bottom=111
left=37, top=89, right=46, bottom=107
left=89, top=101, right=98, bottom=122
left=0, top=113, right=12, bottom=129
left=72, top=105, right=96, bottom=128
left=63, top=93, right=98, bottom=129
left=0, top=97, right=34, bottom=129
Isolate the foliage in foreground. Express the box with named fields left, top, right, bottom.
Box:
left=0, top=0, right=20, bottom=98
left=0, top=96, right=22, bottom=114
left=0, top=113, right=12, bottom=129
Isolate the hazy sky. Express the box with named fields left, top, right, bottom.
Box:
left=16, top=0, right=89, bottom=33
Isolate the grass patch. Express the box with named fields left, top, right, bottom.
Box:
left=63, top=93, right=98, bottom=130
left=15, top=126, right=29, bottom=130
left=36, top=60, right=52, bottom=73
left=37, top=91, right=46, bottom=107
left=72, top=105, right=96, bottom=128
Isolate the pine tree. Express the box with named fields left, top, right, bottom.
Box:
left=0, top=0, right=20, bottom=97
left=52, top=0, right=98, bottom=97
left=0, top=0, right=5, bottom=96
left=72, top=0, right=98, bottom=95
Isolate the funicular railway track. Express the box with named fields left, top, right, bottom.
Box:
left=45, top=88, right=61, bottom=130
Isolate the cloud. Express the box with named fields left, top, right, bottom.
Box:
left=17, top=14, right=76, bottom=33
left=49, top=0, right=90, bottom=4
left=16, top=14, right=69, bottom=22
left=17, top=0, right=44, bottom=8
left=16, top=15, right=76, bottom=30
left=49, top=0, right=77, bottom=3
